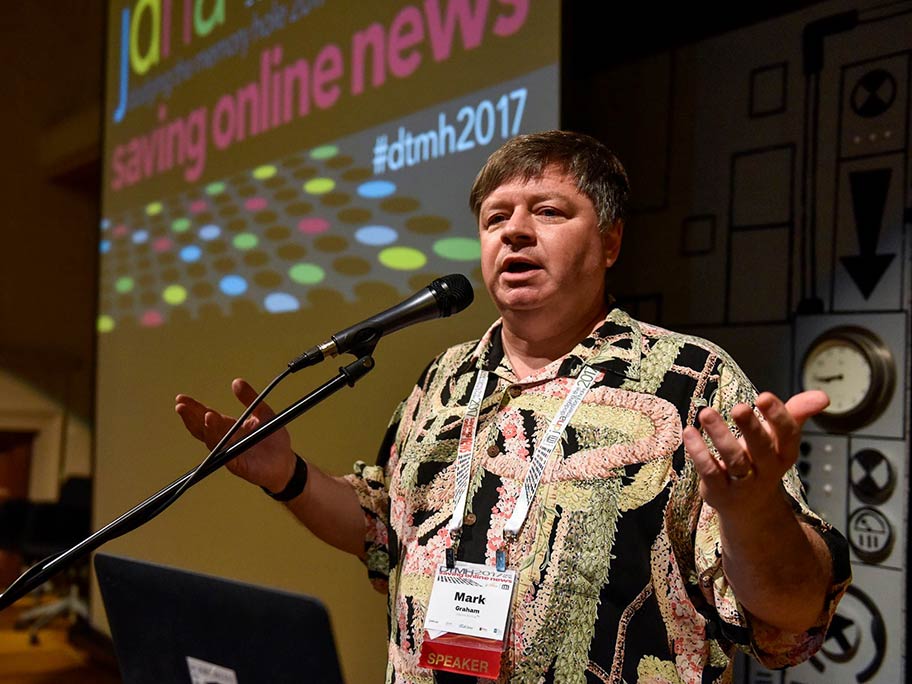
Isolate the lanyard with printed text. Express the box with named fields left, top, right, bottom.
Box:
left=445, top=365, right=599, bottom=570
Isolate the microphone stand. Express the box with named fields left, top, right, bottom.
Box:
left=0, top=354, right=376, bottom=611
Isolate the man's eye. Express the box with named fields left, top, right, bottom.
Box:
left=486, top=214, right=507, bottom=226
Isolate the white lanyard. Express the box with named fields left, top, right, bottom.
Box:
left=447, top=369, right=490, bottom=535
left=446, top=365, right=599, bottom=549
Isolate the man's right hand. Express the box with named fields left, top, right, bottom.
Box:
left=175, top=378, right=296, bottom=495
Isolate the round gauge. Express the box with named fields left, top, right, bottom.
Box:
left=801, top=326, right=895, bottom=433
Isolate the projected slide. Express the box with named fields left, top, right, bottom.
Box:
left=99, top=0, right=559, bottom=332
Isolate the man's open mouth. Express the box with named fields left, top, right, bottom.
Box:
left=505, top=262, right=540, bottom=273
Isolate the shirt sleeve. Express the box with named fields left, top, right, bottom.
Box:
left=690, top=353, right=852, bottom=669
left=342, top=358, right=437, bottom=595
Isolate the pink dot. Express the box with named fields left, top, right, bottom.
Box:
left=190, top=199, right=209, bottom=213
left=245, top=197, right=268, bottom=211
left=140, top=310, right=165, bottom=327
left=113, top=225, right=129, bottom=238
left=153, top=237, right=172, bottom=253
left=298, top=217, right=330, bottom=234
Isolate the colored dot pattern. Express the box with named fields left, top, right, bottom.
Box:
left=433, top=237, right=480, bottom=261
left=97, top=315, right=115, bottom=333
left=98, top=140, right=478, bottom=331
left=163, top=285, right=188, bottom=305
left=264, top=292, right=299, bottom=313
left=289, top=263, right=325, bottom=284
left=357, top=180, right=396, bottom=198
left=199, top=225, right=221, bottom=240
left=233, top=233, right=258, bottom=250
left=220, top=275, right=248, bottom=296
left=304, top=178, right=335, bottom=194
left=355, top=226, right=398, bottom=246
left=379, top=246, right=427, bottom=270
left=298, top=217, right=330, bottom=234
left=310, top=145, right=338, bottom=160
left=253, top=165, right=277, bottom=180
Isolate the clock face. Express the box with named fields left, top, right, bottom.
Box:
left=802, top=341, right=873, bottom=415
left=800, top=326, right=896, bottom=433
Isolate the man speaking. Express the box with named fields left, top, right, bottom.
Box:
left=176, top=131, right=850, bottom=683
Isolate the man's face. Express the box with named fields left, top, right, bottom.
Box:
left=478, top=166, right=622, bottom=317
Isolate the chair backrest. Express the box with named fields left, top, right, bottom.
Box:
left=0, top=498, right=29, bottom=550
left=20, top=478, right=92, bottom=560
left=58, top=477, right=91, bottom=508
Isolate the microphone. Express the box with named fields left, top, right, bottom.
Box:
left=288, top=274, right=474, bottom=371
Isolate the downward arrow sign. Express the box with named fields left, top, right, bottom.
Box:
left=840, top=168, right=895, bottom=299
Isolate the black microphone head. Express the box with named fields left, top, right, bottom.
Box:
left=430, top=274, right=474, bottom=317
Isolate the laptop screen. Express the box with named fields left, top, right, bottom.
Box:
left=95, top=553, right=345, bottom=684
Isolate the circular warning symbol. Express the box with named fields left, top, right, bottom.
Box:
left=851, top=449, right=895, bottom=505
left=851, top=69, right=897, bottom=118
left=848, top=507, right=893, bottom=564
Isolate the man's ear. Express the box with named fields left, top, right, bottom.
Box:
left=602, top=220, right=624, bottom=268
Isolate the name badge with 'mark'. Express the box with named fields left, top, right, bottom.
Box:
left=419, top=562, right=516, bottom=679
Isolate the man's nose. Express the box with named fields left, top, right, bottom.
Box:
left=501, top=210, right=536, bottom=244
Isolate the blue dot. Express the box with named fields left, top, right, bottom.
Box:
left=199, top=224, right=221, bottom=240
left=100, top=240, right=111, bottom=253
left=132, top=230, right=149, bottom=244
left=180, top=245, right=202, bottom=262
left=264, top=292, right=300, bottom=313
left=357, top=180, right=396, bottom=198
left=100, top=218, right=111, bottom=230
left=355, top=225, right=398, bottom=246
left=220, top=275, right=248, bottom=296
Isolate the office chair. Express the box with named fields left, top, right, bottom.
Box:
left=14, top=476, right=92, bottom=644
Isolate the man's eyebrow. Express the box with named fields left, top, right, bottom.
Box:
left=480, top=191, right=575, bottom=211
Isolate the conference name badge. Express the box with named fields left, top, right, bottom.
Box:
left=419, top=562, right=516, bottom=679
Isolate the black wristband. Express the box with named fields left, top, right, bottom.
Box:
left=262, top=454, right=308, bottom=502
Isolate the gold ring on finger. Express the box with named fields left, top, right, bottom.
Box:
left=728, top=465, right=754, bottom=481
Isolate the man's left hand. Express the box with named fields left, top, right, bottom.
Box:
left=682, top=391, right=829, bottom=515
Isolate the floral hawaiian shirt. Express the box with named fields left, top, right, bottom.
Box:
left=347, top=308, right=851, bottom=683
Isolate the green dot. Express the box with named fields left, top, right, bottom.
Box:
left=303, top=178, right=335, bottom=195
left=172, top=217, right=191, bottom=232
left=253, top=165, right=277, bottom=180
left=205, top=181, right=226, bottom=195
left=145, top=201, right=163, bottom=216
left=432, top=237, right=481, bottom=261
left=115, top=277, right=135, bottom=293
left=97, top=315, right=115, bottom=333
left=162, top=284, right=188, bottom=305
left=233, top=233, right=259, bottom=250
left=378, top=247, right=427, bottom=271
left=310, top=145, right=338, bottom=160
left=289, top=263, right=325, bottom=284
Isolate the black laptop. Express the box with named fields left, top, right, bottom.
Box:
left=95, top=553, right=345, bottom=684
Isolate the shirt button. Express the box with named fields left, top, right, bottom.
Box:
left=508, top=386, right=522, bottom=398
left=464, top=513, right=477, bottom=526
left=487, top=444, right=500, bottom=457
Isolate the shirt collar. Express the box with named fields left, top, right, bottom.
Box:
left=462, top=307, right=642, bottom=383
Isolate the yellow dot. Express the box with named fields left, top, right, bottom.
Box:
left=253, top=165, right=277, bottom=180
left=303, top=178, right=335, bottom=195
left=146, top=201, right=164, bottom=216
left=378, top=246, right=427, bottom=271
left=97, top=315, right=115, bottom=333
left=162, top=285, right=188, bottom=305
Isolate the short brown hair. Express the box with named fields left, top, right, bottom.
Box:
left=469, top=130, right=630, bottom=232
